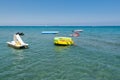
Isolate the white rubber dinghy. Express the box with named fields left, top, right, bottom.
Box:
left=7, top=34, right=28, bottom=49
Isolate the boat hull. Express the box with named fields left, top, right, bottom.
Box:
left=7, top=42, right=28, bottom=49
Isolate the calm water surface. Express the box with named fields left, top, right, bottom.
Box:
left=0, top=26, right=120, bottom=80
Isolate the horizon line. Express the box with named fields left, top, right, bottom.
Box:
left=0, top=25, right=120, bottom=27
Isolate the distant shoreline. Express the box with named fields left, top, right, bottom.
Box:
left=0, top=25, right=120, bottom=27
left=0, top=26, right=120, bottom=29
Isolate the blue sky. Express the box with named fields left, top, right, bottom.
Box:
left=0, top=0, right=120, bottom=26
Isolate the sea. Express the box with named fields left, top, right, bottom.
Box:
left=0, top=26, right=120, bottom=80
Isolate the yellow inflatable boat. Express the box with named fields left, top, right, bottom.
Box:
left=54, top=37, right=74, bottom=46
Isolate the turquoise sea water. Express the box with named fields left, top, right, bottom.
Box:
left=0, top=26, right=120, bottom=80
